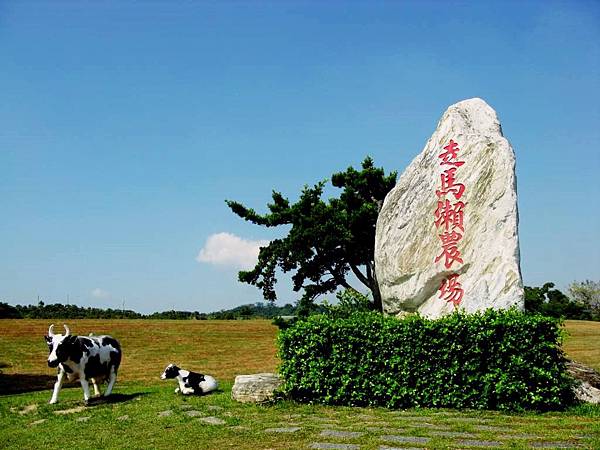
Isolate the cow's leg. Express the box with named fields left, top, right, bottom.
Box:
left=177, top=378, right=192, bottom=395
left=80, top=378, right=91, bottom=403
left=91, top=378, right=101, bottom=396
left=49, top=369, right=65, bottom=404
left=180, top=385, right=195, bottom=395
left=104, top=367, right=117, bottom=397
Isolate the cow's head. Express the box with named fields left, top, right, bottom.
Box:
left=45, top=324, right=76, bottom=368
left=161, top=363, right=180, bottom=379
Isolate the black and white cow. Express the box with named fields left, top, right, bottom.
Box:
left=44, top=324, right=122, bottom=404
left=160, top=363, right=218, bottom=395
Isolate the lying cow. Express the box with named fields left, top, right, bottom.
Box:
left=160, top=363, right=218, bottom=395
left=44, top=324, right=122, bottom=404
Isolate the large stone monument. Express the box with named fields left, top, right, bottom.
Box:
left=375, top=98, right=524, bottom=318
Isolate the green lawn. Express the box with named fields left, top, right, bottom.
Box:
left=1, top=319, right=599, bottom=449
left=1, top=381, right=599, bottom=450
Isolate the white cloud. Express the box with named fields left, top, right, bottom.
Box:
left=197, top=232, right=269, bottom=270
left=91, top=288, right=110, bottom=299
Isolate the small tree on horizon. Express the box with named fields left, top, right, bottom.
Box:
left=569, top=280, right=600, bottom=319
left=226, top=157, right=397, bottom=314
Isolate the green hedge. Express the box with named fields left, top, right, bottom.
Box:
left=278, top=309, right=575, bottom=411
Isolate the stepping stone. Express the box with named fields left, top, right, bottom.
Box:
left=180, top=404, right=193, bottom=410
left=117, top=415, right=129, bottom=421
left=408, top=422, right=449, bottom=430
left=29, top=419, right=47, bottom=426
left=185, top=410, right=204, bottom=417
left=76, top=416, right=91, bottom=422
left=473, top=425, right=514, bottom=432
left=448, top=417, right=491, bottom=423
left=366, top=427, right=404, bottom=433
left=198, top=416, right=226, bottom=425
left=158, top=410, right=173, bottom=417
left=529, top=443, right=579, bottom=449
left=392, top=416, right=432, bottom=421
left=315, top=417, right=339, bottom=422
left=207, top=405, right=223, bottom=411
left=497, top=434, right=539, bottom=440
left=381, top=435, right=430, bottom=444
left=317, top=424, right=352, bottom=429
left=380, top=447, right=424, bottom=450
left=18, top=404, right=38, bottom=415
left=430, top=431, right=477, bottom=438
left=265, top=427, right=301, bottom=433
left=456, top=439, right=503, bottom=447
left=320, top=430, right=364, bottom=439
left=55, top=406, right=86, bottom=415
left=310, top=444, right=360, bottom=449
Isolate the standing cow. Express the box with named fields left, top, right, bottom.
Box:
left=45, top=324, right=122, bottom=404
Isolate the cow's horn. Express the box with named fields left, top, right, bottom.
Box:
left=64, top=324, right=71, bottom=336
left=48, top=324, right=55, bottom=336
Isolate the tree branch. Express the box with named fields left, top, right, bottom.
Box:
left=350, top=263, right=371, bottom=290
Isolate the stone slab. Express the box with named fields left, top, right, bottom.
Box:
left=456, top=439, right=503, bottom=447
left=380, top=435, right=430, bottom=444
left=320, top=430, right=364, bottom=438
left=310, top=444, right=360, bottom=450
left=198, top=416, right=226, bottom=425
left=265, top=427, right=301, bottom=433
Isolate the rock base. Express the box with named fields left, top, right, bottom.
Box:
left=231, top=373, right=283, bottom=403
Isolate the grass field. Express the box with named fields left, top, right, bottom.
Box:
left=1, top=319, right=599, bottom=449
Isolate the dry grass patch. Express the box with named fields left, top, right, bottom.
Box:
left=0, top=319, right=279, bottom=384
left=563, top=320, right=600, bottom=371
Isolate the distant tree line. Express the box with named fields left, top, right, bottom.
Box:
left=1, top=280, right=598, bottom=321
left=0, top=300, right=296, bottom=320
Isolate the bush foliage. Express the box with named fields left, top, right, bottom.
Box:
left=278, top=308, right=574, bottom=411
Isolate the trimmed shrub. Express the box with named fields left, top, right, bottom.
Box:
left=278, top=309, right=575, bottom=411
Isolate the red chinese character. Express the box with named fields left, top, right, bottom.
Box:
left=439, top=274, right=464, bottom=306
left=435, top=230, right=464, bottom=269
left=434, top=199, right=465, bottom=232
left=436, top=168, right=465, bottom=200
left=438, top=140, right=464, bottom=167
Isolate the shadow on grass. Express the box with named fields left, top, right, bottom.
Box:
left=86, top=392, right=148, bottom=406
left=0, top=372, right=79, bottom=396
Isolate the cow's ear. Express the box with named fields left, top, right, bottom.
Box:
left=44, top=335, right=52, bottom=343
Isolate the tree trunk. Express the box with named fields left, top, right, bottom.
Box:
left=370, top=262, right=383, bottom=313
left=363, top=261, right=383, bottom=313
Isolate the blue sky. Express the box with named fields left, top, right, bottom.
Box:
left=1, top=1, right=598, bottom=313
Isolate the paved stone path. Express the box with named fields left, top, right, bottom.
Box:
left=264, top=411, right=592, bottom=449
left=16, top=399, right=592, bottom=449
